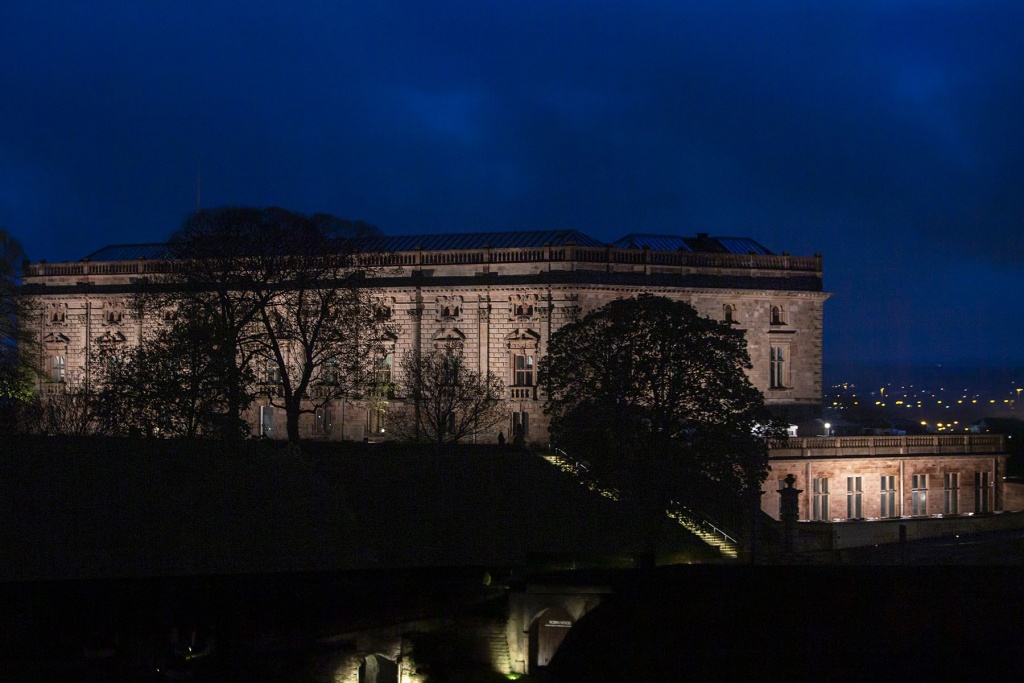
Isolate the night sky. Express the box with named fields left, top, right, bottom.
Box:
left=3, top=2, right=1022, bottom=367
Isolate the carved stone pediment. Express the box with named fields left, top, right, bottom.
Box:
left=433, top=327, right=466, bottom=342
left=43, top=332, right=71, bottom=346
left=96, top=330, right=127, bottom=345
left=505, top=328, right=540, bottom=350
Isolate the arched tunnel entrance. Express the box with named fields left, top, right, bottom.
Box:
left=528, top=606, right=574, bottom=671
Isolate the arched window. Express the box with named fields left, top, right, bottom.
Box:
left=770, top=305, right=785, bottom=326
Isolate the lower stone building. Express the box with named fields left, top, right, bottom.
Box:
left=761, top=434, right=1011, bottom=523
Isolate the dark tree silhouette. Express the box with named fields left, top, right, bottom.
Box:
left=389, top=344, right=507, bottom=454
left=22, top=377, right=95, bottom=436
left=90, top=309, right=253, bottom=438
left=148, top=206, right=387, bottom=443
left=539, top=294, right=783, bottom=509
left=0, top=229, right=36, bottom=404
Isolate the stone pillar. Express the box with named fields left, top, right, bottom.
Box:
left=779, top=474, right=802, bottom=555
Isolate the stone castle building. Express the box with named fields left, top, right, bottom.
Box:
left=22, top=228, right=1012, bottom=527
left=22, top=229, right=827, bottom=443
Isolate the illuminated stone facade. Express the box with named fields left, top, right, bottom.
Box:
left=22, top=231, right=828, bottom=445
left=762, top=435, right=1011, bottom=522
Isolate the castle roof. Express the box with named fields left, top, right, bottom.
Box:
left=338, top=229, right=605, bottom=252
left=80, top=230, right=773, bottom=261
left=610, top=233, right=773, bottom=255
left=82, top=243, right=172, bottom=262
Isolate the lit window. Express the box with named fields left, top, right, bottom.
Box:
left=315, top=407, right=333, bottom=435
left=51, top=355, right=66, bottom=382
left=944, top=473, right=959, bottom=515
left=812, top=477, right=829, bottom=521
left=880, top=475, right=897, bottom=518
left=260, top=406, right=274, bottom=437
left=770, top=346, right=787, bottom=389
left=846, top=476, right=862, bottom=519
left=975, top=472, right=991, bottom=513
left=912, top=474, right=928, bottom=516
left=514, top=354, right=534, bottom=386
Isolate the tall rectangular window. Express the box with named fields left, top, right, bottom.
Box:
left=912, top=474, right=928, bottom=516
left=770, top=346, right=786, bottom=389
left=880, top=475, right=897, bottom=518
left=943, top=473, right=959, bottom=515
left=369, top=405, right=386, bottom=435
left=376, top=354, right=393, bottom=385
left=265, top=361, right=281, bottom=385
left=321, top=358, right=340, bottom=386
left=51, top=355, right=66, bottom=382
left=812, top=477, right=829, bottom=521
left=846, top=476, right=863, bottom=519
left=512, top=412, right=529, bottom=442
left=260, top=406, right=274, bottom=437
left=975, top=472, right=991, bottom=513
left=315, top=407, right=333, bottom=435
left=514, top=354, right=534, bottom=386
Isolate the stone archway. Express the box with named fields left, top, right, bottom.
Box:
left=359, top=653, right=398, bottom=683
left=528, top=606, right=574, bottom=671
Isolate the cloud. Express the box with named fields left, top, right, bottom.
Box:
left=2, top=1, right=1023, bottom=362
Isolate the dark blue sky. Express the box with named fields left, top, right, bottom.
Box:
left=3, top=1, right=1022, bottom=366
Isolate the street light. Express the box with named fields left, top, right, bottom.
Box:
left=823, top=422, right=831, bottom=437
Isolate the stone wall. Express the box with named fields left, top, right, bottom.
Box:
left=762, top=441, right=1009, bottom=521
left=23, top=248, right=828, bottom=444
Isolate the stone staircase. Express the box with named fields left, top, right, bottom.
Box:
left=541, top=449, right=739, bottom=559
left=665, top=504, right=739, bottom=559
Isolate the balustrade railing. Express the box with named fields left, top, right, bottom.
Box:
left=508, top=386, right=536, bottom=400
left=24, top=245, right=822, bottom=279
left=769, top=434, right=1006, bottom=457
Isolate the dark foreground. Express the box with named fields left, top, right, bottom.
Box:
left=2, top=565, right=1023, bottom=682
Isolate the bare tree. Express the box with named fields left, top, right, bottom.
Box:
left=390, top=344, right=507, bottom=453
left=252, top=248, right=390, bottom=443
left=148, top=207, right=386, bottom=443
left=87, top=311, right=251, bottom=438
left=1, top=229, right=38, bottom=405
left=26, top=377, right=96, bottom=436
